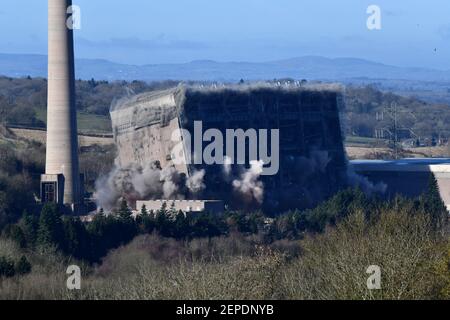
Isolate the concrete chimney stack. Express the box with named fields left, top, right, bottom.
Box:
left=41, top=0, right=81, bottom=212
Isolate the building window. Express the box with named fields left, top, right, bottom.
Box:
left=43, top=182, right=56, bottom=203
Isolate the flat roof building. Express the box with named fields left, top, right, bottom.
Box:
left=350, top=158, right=450, bottom=210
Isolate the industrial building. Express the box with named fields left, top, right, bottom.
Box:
left=350, top=158, right=450, bottom=210
left=110, top=84, right=348, bottom=212
left=36, top=2, right=450, bottom=217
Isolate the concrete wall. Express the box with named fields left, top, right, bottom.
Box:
left=136, top=200, right=224, bottom=215
left=110, top=88, right=188, bottom=174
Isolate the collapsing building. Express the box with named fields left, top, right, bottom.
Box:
left=106, top=84, right=349, bottom=212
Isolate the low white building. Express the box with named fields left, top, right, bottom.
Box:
left=135, top=199, right=224, bottom=215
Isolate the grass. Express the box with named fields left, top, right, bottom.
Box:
left=77, top=113, right=112, bottom=134
left=35, top=108, right=112, bottom=134
left=345, top=135, right=385, bottom=146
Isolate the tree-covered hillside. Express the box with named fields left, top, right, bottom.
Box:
left=343, top=85, right=450, bottom=144
left=0, top=77, right=179, bottom=133
left=1, top=76, right=450, bottom=143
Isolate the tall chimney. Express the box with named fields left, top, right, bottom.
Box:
left=44, top=0, right=81, bottom=210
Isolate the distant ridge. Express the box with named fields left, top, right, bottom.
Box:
left=1, top=52, right=450, bottom=82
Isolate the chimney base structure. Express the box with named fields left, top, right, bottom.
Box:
left=41, top=0, right=83, bottom=214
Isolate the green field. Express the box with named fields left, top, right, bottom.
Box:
left=35, top=108, right=112, bottom=134
left=345, top=135, right=386, bottom=146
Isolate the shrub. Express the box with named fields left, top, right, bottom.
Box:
left=281, top=209, right=449, bottom=299
left=15, top=256, right=31, bottom=275
left=37, top=203, right=64, bottom=249
left=0, top=256, right=15, bottom=278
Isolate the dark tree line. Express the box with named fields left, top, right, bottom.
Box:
left=0, top=131, right=44, bottom=230
left=2, top=174, right=447, bottom=265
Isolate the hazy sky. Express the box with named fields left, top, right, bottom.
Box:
left=1, top=0, right=450, bottom=69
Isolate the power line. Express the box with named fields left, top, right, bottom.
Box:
left=375, top=102, right=418, bottom=159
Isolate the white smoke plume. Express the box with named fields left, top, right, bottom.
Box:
left=94, top=165, right=124, bottom=212
left=232, top=160, right=265, bottom=204
left=346, top=165, right=387, bottom=195
left=132, top=165, right=159, bottom=197
left=223, top=156, right=233, bottom=180
left=94, top=160, right=205, bottom=211
left=186, top=169, right=206, bottom=194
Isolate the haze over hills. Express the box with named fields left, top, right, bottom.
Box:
left=2, top=53, right=450, bottom=104
left=1, top=53, right=450, bottom=82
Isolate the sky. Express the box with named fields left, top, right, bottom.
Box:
left=0, top=0, right=449, bottom=69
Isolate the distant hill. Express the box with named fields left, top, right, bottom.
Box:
left=1, top=53, right=450, bottom=83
